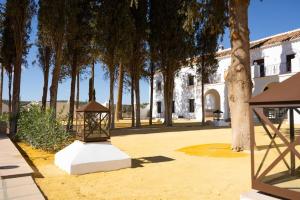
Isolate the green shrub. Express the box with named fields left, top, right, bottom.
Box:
left=0, top=113, right=9, bottom=123
left=16, top=104, right=73, bottom=152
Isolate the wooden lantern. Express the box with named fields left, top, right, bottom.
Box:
left=249, top=73, right=300, bottom=199
left=213, top=109, right=223, bottom=121
left=76, top=101, right=110, bottom=142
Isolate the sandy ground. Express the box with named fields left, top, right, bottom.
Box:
left=16, top=120, right=300, bottom=200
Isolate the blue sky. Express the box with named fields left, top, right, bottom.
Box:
left=2, top=0, right=300, bottom=104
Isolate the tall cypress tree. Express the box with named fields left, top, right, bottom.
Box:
left=5, top=0, right=35, bottom=136
left=96, top=0, right=134, bottom=129
left=191, top=0, right=227, bottom=125
left=40, top=0, right=67, bottom=114
left=64, top=0, right=94, bottom=131
left=37, top=0, right=52, bottom=112
left=150, top=0, right=194, bottom=126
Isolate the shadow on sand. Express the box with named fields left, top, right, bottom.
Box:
left=111, top=122, right=230, bottom=137
left=132, top=156, right=175, bottom=168
left=14, top=143, right=45, bottom=179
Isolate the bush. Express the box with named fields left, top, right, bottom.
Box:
left=16, top=104, right=73, bottom=152
left=0, top=112, right=9, bottom=123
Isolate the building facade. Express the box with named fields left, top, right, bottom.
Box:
left=152, top=28, right=300, bottom=122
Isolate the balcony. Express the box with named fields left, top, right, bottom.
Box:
left=251, top=61, right=300, bottom=78
left=208, top=73, right=222, bottom=84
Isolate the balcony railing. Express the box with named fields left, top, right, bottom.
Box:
left=208, top=73, right=222, bottom=84
left=251, top=62, right=300, bottom=78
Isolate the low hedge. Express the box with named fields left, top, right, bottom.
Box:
left=16, top=104, right=73, bottom=152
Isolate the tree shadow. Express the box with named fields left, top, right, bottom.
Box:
left=14, top=143, right=44, bottom=179
left=0, top=165, right=19, bottom=170
left=111, top=123, right=230, bottom=137
left=256, top=143, right=287, bottom=151
left=132, top=156, right=175, bottom=168
left=263, top=169, right=300, bottom=190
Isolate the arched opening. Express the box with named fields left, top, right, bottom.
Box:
left=204, top=89, right=221, bottom=120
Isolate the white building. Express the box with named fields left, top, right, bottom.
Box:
left=152, top=28, right=300, bottom=123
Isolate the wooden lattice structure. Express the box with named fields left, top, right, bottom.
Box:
left=249, top=73, right=300, bottom=199
left=76, top=101, right=110, bottom=142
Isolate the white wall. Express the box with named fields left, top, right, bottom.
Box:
left=152, top=37, right=300, bottom=123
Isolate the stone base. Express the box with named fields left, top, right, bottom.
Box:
left=240, top=190, right=282, bottom=200
left=213, top=120, right=230, bottom=127
left=55, top=140, right=131, bottom=175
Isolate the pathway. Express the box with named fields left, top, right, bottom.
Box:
left=0, top=134, right=44, bottom=200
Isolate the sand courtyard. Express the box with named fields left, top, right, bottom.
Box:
left=16, top=120, right=300, bottom=200
left=17, top=123, right=253, bottom=200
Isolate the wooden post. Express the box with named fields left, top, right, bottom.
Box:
left=289, top=108, right=295, bottom=176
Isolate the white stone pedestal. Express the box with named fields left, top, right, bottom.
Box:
left=55, top=140, right=131, bottom=175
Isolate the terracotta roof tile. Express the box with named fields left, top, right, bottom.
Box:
left=249, top=72, right=300, bottom=105
left=216, top=29, right=300, bottom=58
left=77, top=101, right=109, bottom=112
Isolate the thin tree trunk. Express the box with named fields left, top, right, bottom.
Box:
left=8, top=71, right=12, bottom=114
left=201, top=80, right=205, bottom=125
left=134, top=76, right=141, bottom=127
left=49, top=47, right=63, bottom=115
left=76, top=70, right=80, bottom=109
left=131, top=75, right=135, bottom=127
left=201, top=56, right=205, bottom=125
left=11, top=55, right=22, bottom=136
left=149, top=61, right=154, bottom=125
left=163, top=71, right=174, bottom=126
left=41, top=47, right=50, bottom=112
left=116, top=62, right=124, bottom=121
left=109, top=58, right=115, bottom=129
left=89, top=60, right=95, bottom=101
left=67, top=52, right=77, bottom=131
left=225, top=0, right=252, bottom=151
left=0, top=64, right=3, bottom=114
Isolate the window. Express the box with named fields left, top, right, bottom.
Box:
left=172, top=101, right=175, bottom=113
left=188, top=75, right=194, bottom=86
left=254, top=59, right=265, bottom=77
left=189, top=99, right=195, bottom=113
left=157, top=101, right=162, bottom=113
left=286, top=54, right=295, bottom=72
left=157, top=81, right=162, bottom=91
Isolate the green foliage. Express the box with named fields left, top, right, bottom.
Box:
left=191, top=0, right=228, bottom=83
left=149, top=0, right=194, bottom=73
left=16, top=104, right=73, bottom=152
left=96, top=0, right=135, bottom=69
left=0, top=113, right=9, bottom=123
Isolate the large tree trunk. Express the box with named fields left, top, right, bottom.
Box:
left=67, top=52, right=77, bottom=131
left=134, top=76, right=141, bottom=127
left=41, top=47, right=51, bottom=112
left=225, top=0, right=252, bottom=151
left=131, top=76, right=135, bottom=127
left=76, top=70, right=80, bottom=109
left=149, top=61, right=154, bottom=125
left=116, top=62, right=124, bottom=121
left=49, top=47, right=63, bottom=115
left=11, top=55, right=22, bottom=136
left=0, top=64, right=3, bottom=114
left=163, top=71, right=174, bottom=126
